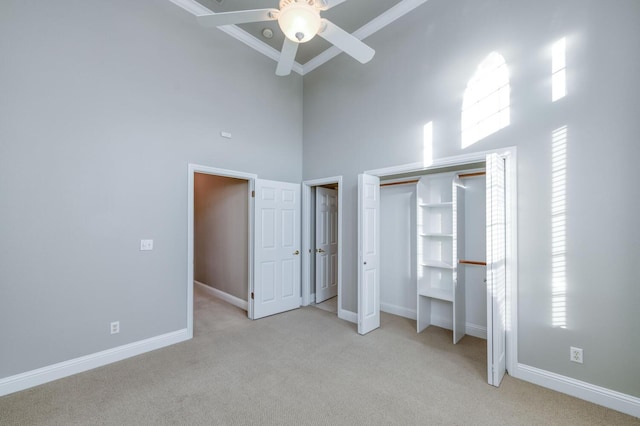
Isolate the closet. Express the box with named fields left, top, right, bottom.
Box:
left=380, top=168, right=487, bottom=343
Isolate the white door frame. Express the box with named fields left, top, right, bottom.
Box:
left=301, top=177, right=344, bottom=318
left=364, top=147, right=518, bottom=375
left=187, top=164, right=257, bottom=336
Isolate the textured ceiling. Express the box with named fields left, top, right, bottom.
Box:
left=195, top=0, right=402, bottom=64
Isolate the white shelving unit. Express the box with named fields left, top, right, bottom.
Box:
left=416, top=173, right=466, bottom=343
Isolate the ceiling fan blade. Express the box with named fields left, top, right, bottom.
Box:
left=197, top=9, right=277, bottom=27
left=276, top=38, right=299, bottom=76
left=318, top=19, right=375, bottom=64
left=317, top=0, right=349, bottom=10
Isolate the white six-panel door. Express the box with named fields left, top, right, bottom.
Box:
left=358, top=174, right=380, bottom=335
left=486, top=153, right=507, bottom=386
left=252, top=179, right=301, bottom=319
left=315, top=187, right=338, bottom=303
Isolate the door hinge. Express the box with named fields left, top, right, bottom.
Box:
left=251, top=292, right=254, bottom=300
left=251, top=190, right=255, bottom=198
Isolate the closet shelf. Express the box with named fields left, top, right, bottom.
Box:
left=421, top=260, right=454, bottom=269
left=418, top=288, right=454, bottom=302
left=420, top=233, right=454, bottom=238
left=419, top=202, right=453, bottom=208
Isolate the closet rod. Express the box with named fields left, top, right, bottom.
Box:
left=459, top=260, right=487, bottom=266
left=458, top=172, right=486, bottom=179
left=380, top=179, right=419, bottom=187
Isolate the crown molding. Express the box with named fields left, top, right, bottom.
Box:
left=219, top=25, right=304, bottom=75
left=169, top=0, right=212, bottom=16
left=169, top=0, right=428, bottom=77
left=169, top=0, right=304, bottom=75
left=303, top=0, right=428, bottom=74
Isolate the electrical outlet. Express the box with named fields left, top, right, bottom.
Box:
left=140, top=239, right=153, bottom=251
left=110, top=321, right=120, bottom=335
left=570, top=346, right=583, bottom=364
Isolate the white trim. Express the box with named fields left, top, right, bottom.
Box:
left=169, top=0, right=303, bottom=75
left=512, top=364, right=640, bottom=418
left=430, top=314, right=452, bottom=331
left=219, top=26, right=304, bottom=75
left=504, top=148, right=519, bottom=375
left=169, top=0, right=212, bottom=16
left=169, top=0, right=428, bottom=76
left=304, top=0, right=429, bottom=74
left=194, top=281, right=248, bottom=311
left=380, top=303, right=416, bottom=320
left=302, top=176, right=343, bottom=317
left=0, top=329, right=189, bottom=397
left=365, top=161, right=425, bottom=177
left=364, top=148, right=511, bottom=177
left=339, top=309, right=357, bottom=324
left=188, top=164, right=257, bottom=330
left=425, top=316, right=487, bottom=340
left=465, top=323, right=487, bottom=340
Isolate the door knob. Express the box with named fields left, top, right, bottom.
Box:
left=316, top=248, right=325, bottom=253
left=293, top=250, right=300, bottom=255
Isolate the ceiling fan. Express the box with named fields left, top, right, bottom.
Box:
left=197, top=0, right=375, bottom=76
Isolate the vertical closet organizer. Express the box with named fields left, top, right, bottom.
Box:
left=416, top=173, right=467, bottom=343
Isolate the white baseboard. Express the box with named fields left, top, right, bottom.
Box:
left=0, top=329, right=190, bottom=397
left=381, top=303, right=416, bottom=320
left=465, top=323, right=487, bottom=340
left=428, top=315, right=487, bottom=340
left=430, top=313, right=453, bottom=330
left=339, top=309, right=357, bottom=324
left=512, top=363, right=640, bottom=419
left=194, top=281, right=248, bottom=311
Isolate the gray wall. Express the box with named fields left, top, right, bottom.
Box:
left=194, top=174, right=248, bottom=301
left=303, top=0, right=640, bottom=397
left=380, top=184, right=417, bottom=318
left=0, top=0, right=302, bottom=378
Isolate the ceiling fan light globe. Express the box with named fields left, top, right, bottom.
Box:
left=277, top=2, right=321, bottom=43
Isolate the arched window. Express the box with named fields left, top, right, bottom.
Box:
left=461, top=52, right=510, bottom=149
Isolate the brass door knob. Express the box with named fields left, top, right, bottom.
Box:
left=293, top=250, right=300, bottom=255
left=316, top=248, right=325, bottom=253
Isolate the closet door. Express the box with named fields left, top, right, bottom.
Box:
left=357, top=173, right=380, bottom=335
left=486, top=153, right=507, bottom=386
left=252, top=179, right=301, bottom=319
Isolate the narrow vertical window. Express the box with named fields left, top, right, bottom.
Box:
left=552, top=38, right=567, bottom=101
left=461, top=52, right=510, bottom=149
left=551, top=126, right=568, bottom=328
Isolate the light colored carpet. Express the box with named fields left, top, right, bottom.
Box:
left=311, top=296, right=338, bottom=314
left=1, top=286, right=638, bottom=425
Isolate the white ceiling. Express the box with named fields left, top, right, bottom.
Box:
left=171, top=0, right=428, bottom=75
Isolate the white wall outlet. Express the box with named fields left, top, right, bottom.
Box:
left=140, top=239, right=153, bottom=251
left=110, top=321, right=120, bottom=335
left=570, top=346, right=583, bottom=363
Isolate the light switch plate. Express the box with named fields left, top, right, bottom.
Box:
left=140, top=239, right=153, bottom=251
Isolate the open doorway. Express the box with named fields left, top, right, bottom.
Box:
left=193, top=173, right=250, bottom=311
left=187, top=165, right=256, bottom=336
left=302, top=177, right=344, bottom=319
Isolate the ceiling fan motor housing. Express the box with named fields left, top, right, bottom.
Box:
left=277, top=0, right=322, bottom=43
